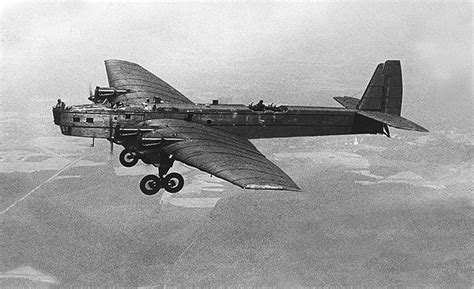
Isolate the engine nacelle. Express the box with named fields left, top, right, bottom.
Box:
left=88, top=86, right=131, bottom=104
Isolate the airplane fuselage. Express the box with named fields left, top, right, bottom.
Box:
left=50, top=59, right=427, bottom=194
left=53, top=102, right=383, bottom=140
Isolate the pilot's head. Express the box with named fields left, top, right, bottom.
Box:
left=57, top=98, right=61, bottom=103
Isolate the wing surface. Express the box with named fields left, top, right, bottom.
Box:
left=142, top=119, right=300, bottom=191
left=356, top=111, right=428, bottom=132
left=333, top=96, right=360, bottom=109
left=104, top=59, right=194, bottom=104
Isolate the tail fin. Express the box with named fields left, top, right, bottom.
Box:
left=334, top=60, right=428, bottom=133
left=358, top=60, right=402, bottom=115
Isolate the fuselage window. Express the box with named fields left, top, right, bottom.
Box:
left=73, top=117, right=80, bottom=122
left=125, top=114, right=131, bottom=119
left=86, top=117, right=94, bottom=123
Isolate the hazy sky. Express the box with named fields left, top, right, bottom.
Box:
left=1, top=1, right=472, bottom=132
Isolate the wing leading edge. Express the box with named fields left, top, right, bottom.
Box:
left=141, top=119, right=300, bottom=191
left=104, top=59, right=194, bottom=105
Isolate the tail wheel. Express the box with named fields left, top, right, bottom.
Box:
left=120, top=149, right=139, bottom=167
left=140, top=175, right=161, bottom=195
left=163, top=173, right=184, bottom=193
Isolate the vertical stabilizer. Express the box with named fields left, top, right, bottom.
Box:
left=357, top=63, right=384, bottom=111
left=357, top=60, right=403, bottom=116
left=335, top=60, right=427, bottom=132
left=382, top=60, right=402, bottom=115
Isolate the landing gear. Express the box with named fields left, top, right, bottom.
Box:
left=140, top=175, right=161, bottom=195
left=119, top=149, right=139, bottom=167
left=163, top=173, right=184, bottom=193
left=139, top=172, right=184, bottom=195
left=119, top=149, right=185, bottom=196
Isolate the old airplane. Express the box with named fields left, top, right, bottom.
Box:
left=52, top=59, right=428, bottom=195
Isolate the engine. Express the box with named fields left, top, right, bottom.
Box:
left=88, top=86, right=131, bottom=104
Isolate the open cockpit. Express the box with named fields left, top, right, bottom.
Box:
left=248, top=100, right=287, bottom=112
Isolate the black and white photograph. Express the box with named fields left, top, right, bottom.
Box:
left=1, top=1, right=472, bottom=287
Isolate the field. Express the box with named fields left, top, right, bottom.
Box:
left=1, top=128, right=472, bottom=287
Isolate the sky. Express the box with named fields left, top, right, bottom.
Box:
left=1, top=3, right=471, bottom=286
left=1, top=1, right=472, bottom=134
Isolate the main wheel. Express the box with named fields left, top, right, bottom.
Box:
left=120, top=149, right=139, bottom=167
left=163, top=173, right=184, bottom=193
left=140, top=175, right=162, bottom=195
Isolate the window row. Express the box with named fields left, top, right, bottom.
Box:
left=73, top=117, right=94, bottom=123
left=72, top=114, right=132, bottom=123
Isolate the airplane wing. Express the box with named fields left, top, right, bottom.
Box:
left=104, top=59, right=194, bottom=104
left=140, top=119, right=300, bottom=191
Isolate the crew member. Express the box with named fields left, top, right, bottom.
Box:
left=255, top=100, right=265, bottom=111
left=55, top=99, right=66, bottom=109
left=143, top=98, right=151, bottom=109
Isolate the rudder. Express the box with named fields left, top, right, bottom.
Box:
left=357, top=60, right=402, bottom=116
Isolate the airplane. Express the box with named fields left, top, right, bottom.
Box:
left=52, top=59, right=428, bottom=195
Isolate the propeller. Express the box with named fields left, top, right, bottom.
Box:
left=109, top=112, right=115, bottom=156
left=88, top=83, right=116, bottom=154
left=88, top=84, right=99, bottom=103
left=89, top=83, right=93, bottom=100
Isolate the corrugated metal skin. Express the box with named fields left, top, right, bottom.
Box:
left=333, top=96, right=360, bottom=109
left=104, top=59, right=194, bottom=105
left=357, top=60, right=403, bottom=116
left=356, top=111, right=428, bottom=132
left=142, top=119, right=300, bottom=191
left=358, top=63, right=384, bottom=111
left=382, top=61, right=403, bottom=116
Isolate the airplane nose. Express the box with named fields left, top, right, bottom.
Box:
left=52, top=107, right=72, bottom=135
left=52, top=107, right=61, bottom=125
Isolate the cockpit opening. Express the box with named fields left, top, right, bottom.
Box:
left=248, top=100, right=286, bottom=112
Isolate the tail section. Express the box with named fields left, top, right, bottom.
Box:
left=358, top=60, right=402, bottom=115
left=356, top=110, right=428, bottom=132
left=334, top=60, right=428, bottom=133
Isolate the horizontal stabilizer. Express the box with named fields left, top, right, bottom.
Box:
left=333, top=96, right=360, bottom=109
left=357, top=111, right=428, bottom=132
